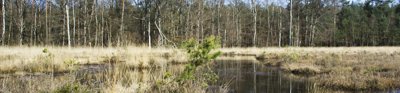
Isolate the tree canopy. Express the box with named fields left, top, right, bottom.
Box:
left=0, top=0, right=399, bottom=47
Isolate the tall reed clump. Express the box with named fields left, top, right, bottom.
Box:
left=154, top=36, right=225, bottom=92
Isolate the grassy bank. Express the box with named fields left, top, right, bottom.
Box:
left=0, top=46, right=188, bottom=74
left=221, top=47, right=400, bottom=90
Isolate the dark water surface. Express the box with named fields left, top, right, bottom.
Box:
left=213, top=60, right=316, bottom=93
left=212, top=60, right=400, bottom=93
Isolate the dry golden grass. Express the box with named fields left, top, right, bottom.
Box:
left=3, top=46, right=400, bottom=91
left=0, top=62, right=221, bottom=93
left=0, top=46, right=188, bottom=74
left=0, top=46, right=228, bottom=93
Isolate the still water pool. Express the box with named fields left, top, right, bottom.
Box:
left=0, top=59, right=399, bottom=93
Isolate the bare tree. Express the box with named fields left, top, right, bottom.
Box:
left=252, top=0, right=257, bottom=46
left=89, top=0, right=95, bottom=47
left=146, top=1, right=151, bottom=49
left=7, top=0, right=11, bottom=45
left=266, top=0, right=270, bottom=46
left=83, top=0, right=87, bottom=46
left=31, top=0, right=37, bottom=46
left=279, top=7, right=282, bottom=47
left=46, top=0, right=49, bottom=45
left=118, top=0, right=125, bottom=47
left=101, top=4, right=104, bottom=47
left=1, top=0, right=5, bottom=45
left=18, top=0, right=25, bottom=46
left=73, top=0, right=76, bottom=46
left=217, top=0, right=222, bottom=40
left=234, top=0, right=241, bottom=47
left=148, top=20, right=151, bottom=49
left=94, top=0, right=98, bottom=46
left=66, top=0, right=71, bottom=48
left=289, top=0, right=293, bottom=46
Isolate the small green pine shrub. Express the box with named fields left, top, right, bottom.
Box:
left=42, top=48, right=49, bottom=53
left=153, top=36, right=222, bottom=92
left=63, top=58, right=78, bottom=70
left=25, top=48, right=57, bottom=72
left=178, top=35, right=222, bottom=82
left=42, top=48, right=55, bottom=63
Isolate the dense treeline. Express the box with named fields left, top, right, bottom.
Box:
left=0, top=0, right=399, bottom=47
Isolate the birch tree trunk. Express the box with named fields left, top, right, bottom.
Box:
left=289, top=0, right=293, bottom=46
left=148, top=20, right=151, bottom=49
left=19, top=0, right=24, bottom=46
left=1, top=0, right=5, bottom=45
left=266, top=1, right=270, bottom=46
left=66, top=0, right=71, bottom=48
left=94, top=0, right=98, bottom=46
left=83, top=0, right=87, bottom=46
left=279, top=8, right=282, bottom=47
left=73, top=0, right=76, bottom=46
left=252, top=0, right=257, bottom=47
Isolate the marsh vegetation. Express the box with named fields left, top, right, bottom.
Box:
left=0, top=36, right=230, bottom=93
left=223, top=47, right=400, bottom=91
left=1, top=0, right=400, bottom=92
left=1, top=47, right=400, bottom=92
